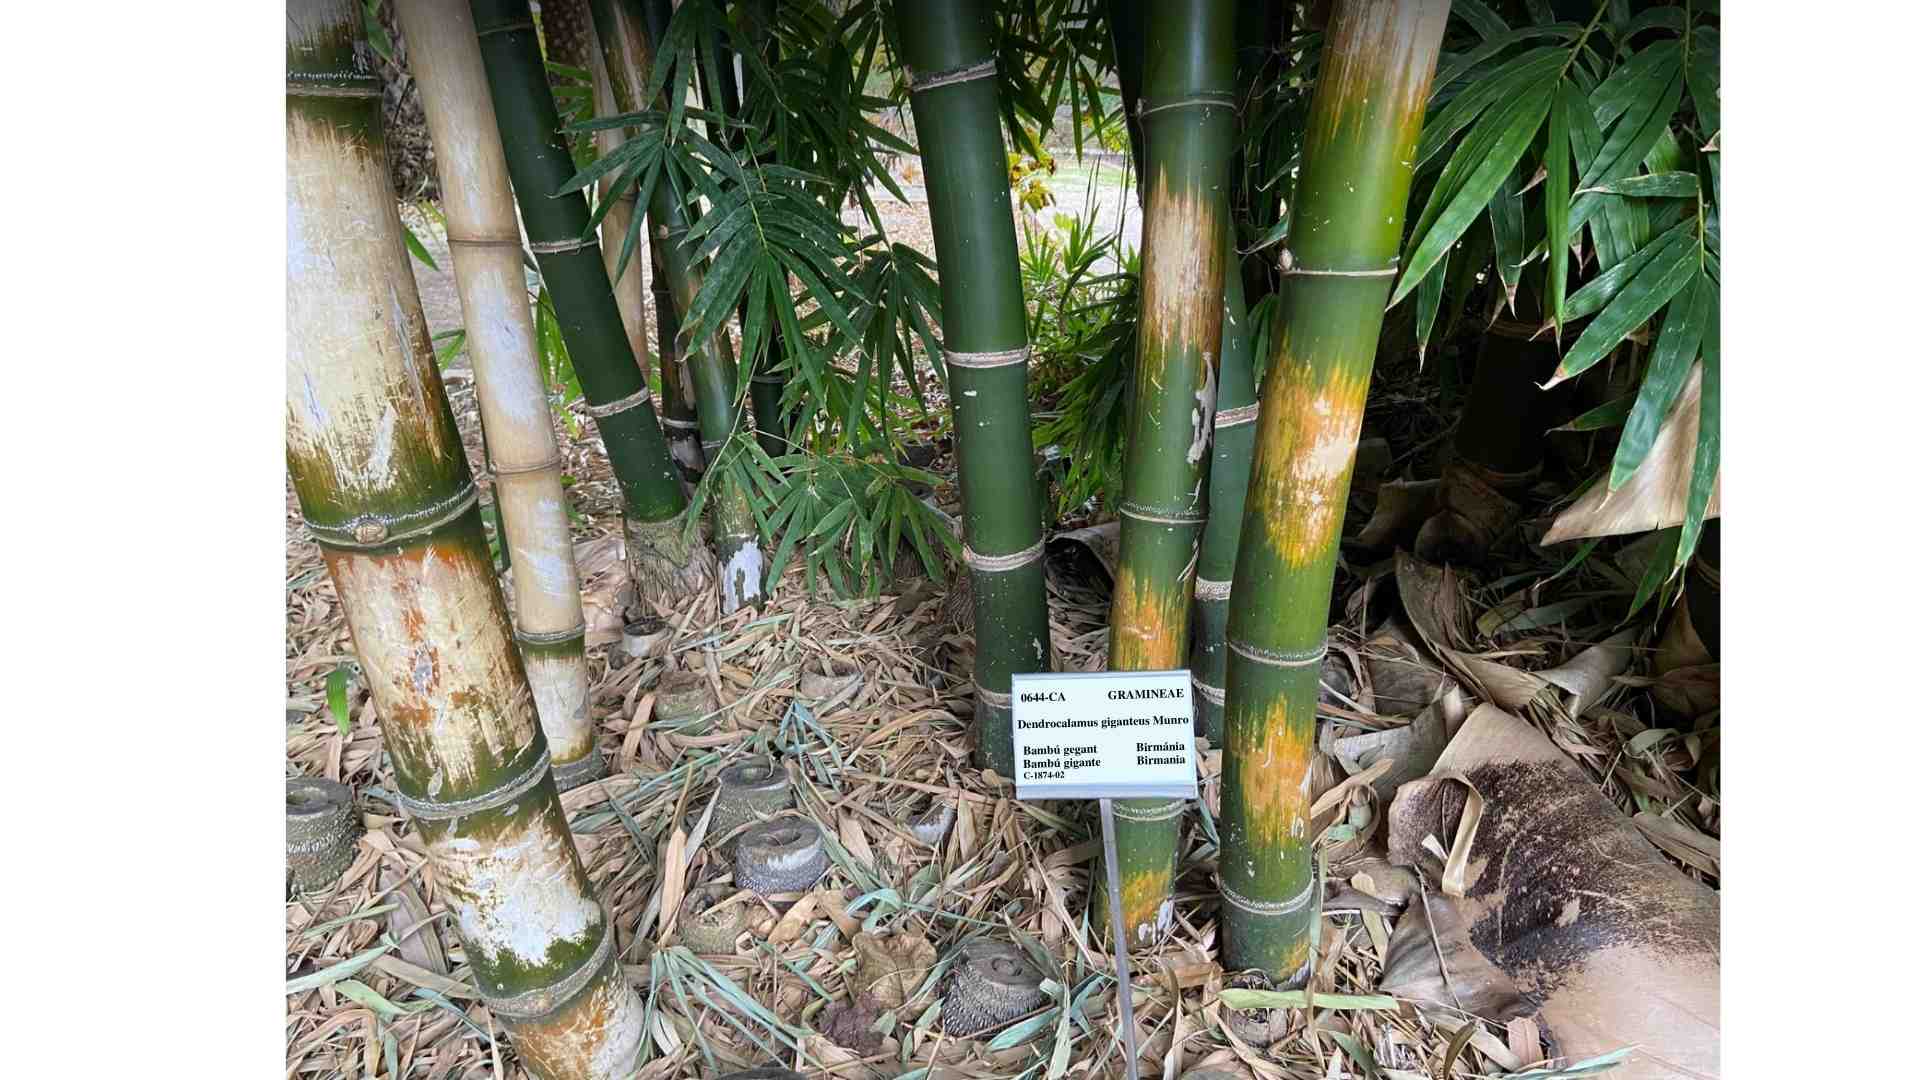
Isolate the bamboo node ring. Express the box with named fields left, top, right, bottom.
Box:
left=1213, top=402, right=1260, bottom=429
left=578, top=387, right=652, bottom=419
left=963, top=539, right=1045, bottom=573
left=660, top=416, right=701, bottom=431
left=1110, top=799, right=1187, bottom=823
left=944, top=345, right=1030, bottom=370
left=1219, top=878, right=1315, bottom=917
left=391, top=745, right=551, bottom=822
left=909, top=58, right=997, bottom=93
left=973, top=683, right=1014, bottom=708
left=1194, top=577, right=1233, bottom=601
left=1118, top=501, right=1206, bottom=526
left=308, top=484, right=478, bottom=549
left=1228, top=639, right=1327, bottom=668
left=516, top=623, right=587, bottom=647
left=1192, top=678, right=1226, bottom=705
left=485, top=915, right=615, bottom=1020
left=1136, top=93, right=1236, bottom=119
left=528, top=236, right=598, bottom=256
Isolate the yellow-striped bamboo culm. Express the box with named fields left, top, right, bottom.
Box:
left=1218, top=0, right=1450, bottom=984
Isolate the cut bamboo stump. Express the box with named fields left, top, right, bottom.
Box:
left=709, top=758, right=792, bottom=846
left=286, top=777, right=359, bottom=897
left=621, top=614, right=670, bottom=663
left=676, top=884, right=748, bottom=953
left=733, top=819, right=827, bottom=898
left=652, top=671, right=718, bottom=734
left=939, top=939, right=1048, bottom=1037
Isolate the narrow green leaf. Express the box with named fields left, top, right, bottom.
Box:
left=1452, top=0, right=1510, bottom=40
left=1675, top=286, right=1720, bottom=569
left=1415, top=244, right=1449, bottom=367
left=1546, top=82, right=1573, bottom=329
left=1396, top=78, right=1555, bottom=306
left=1610, top=275, right=1707, bottom=489
left=1582, top=171, right=1698, bottom=198
left=326, top=664, right=353, bottom=736
left=1549, top=238, right=1696, bottom=386
left=1488, top=166, right=1527, bottom=312
left=401, top=223, right=438, bottom=272
left=1554, top=392, right=1633, bottom=432
left=1628, top=527, right=1680, bottom=618
left=1563, top=221, right=1689, bottom=321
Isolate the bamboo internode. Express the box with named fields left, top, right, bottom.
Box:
left=897, top=0, right=1054, bottom=777
left=1219, top=0, right=1450, bottom=984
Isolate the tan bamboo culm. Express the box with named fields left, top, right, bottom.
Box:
left=395, top=0, right=603, bottom=788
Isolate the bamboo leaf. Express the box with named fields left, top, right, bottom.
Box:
left=1610, top=274, right=1707, bottom=489
left=1581, top=171, right=1698, bottom=198
left=1563, top=221, right=1689, bottom=322
left=1546, top=82, right=1573, bottom=329
left=1674, top=285, right=1720, bottom=569
left=1628, top=527, right=1680, bottom=618
left=1452, top=0, right=1510, bottom=40
left=1489, top=166, right=1527, bottom=312
left=401, top=222, right=439, bottom=272
left=1571, top=55, right=1685, bottom=232
left=1417, top=48, right=1564, bottom=172
left=1548, top=237, right=1696, bottom=387
left=1396, top=78, right=1554, bottom=306
left=1590, top=40, right=1681, bottom=131
left=1415, top=245, right=1449, bottom=368
left=1554, top=392, right=1634, bottom=432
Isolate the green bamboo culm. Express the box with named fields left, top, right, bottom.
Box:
left=470, top=0, right=714, bottom=604
left=1190, top=260, right=1257, bottom=747
left=895, top=0, right=1054, bottom=777
left=734, top=0, right=794, bottom=457
left=617, top=0, right=768, bottom=613
left=1096, top=0, right=1237, bottom=948
left=1219, top=0, right=1450, bottom=984
left=286, top=3, right=642, bottom=1073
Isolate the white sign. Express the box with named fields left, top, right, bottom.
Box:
left=1010, top=670, right=1198, bottom=800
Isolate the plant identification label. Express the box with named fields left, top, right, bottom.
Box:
left=1009, top=670, right=1198, bottom=800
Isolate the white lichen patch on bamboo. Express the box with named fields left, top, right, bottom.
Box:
left=460, top=256, right=554, bottom=433
left=327, top=538, right=537, bottom=793
left=1139, top=171, right=1226, bottom=374
left=525, top=650, right=592, bottom=762
left=509, top=495, right=581, bottom=609
left=1187, top=353, right=1218, bottom=465
left=287, top=110, right=459, bottom=504
left=431, top=807, right=598, bottom=971
left=720, top=542, right=766, bottom=614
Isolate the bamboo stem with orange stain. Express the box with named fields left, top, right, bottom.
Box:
left=1219, top=0, right=1449, bottom=983
left=395, top=0, right=605, bottom=789
left=287, top=3, right=642, bottom=1073
left=1094, top=0, right=1236, bottom=948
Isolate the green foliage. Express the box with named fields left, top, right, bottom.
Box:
left=1397, top=2, right=1721, bottom=578
left=1025, top=208, right=1138, bottom=517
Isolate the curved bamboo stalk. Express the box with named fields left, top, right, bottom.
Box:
left=896, top=0, right=1055, bottom=777
left=396, top=0, right=603, bottom=789
left=1219, top=0, right=1449, bottom=984
left=469, top=0, right=713, bottom=605
left=286, top=4, right=641, bottom=1073
left=1099, top=0, right=1236, bottom=948
left=616, top=0, right=768, bottom=613
left=1190, top=260, right=1257, bottom=747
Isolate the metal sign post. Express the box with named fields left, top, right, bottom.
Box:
left=1098, top=797, right=1141, bottom=1080
left=1011, top=669, right=1197, bottom=1080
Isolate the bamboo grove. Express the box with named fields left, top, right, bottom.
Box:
left=289, top=1, right=1723, bottom=1068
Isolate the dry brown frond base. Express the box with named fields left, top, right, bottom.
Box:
left=287, top=212, right=1716, bottom=1080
